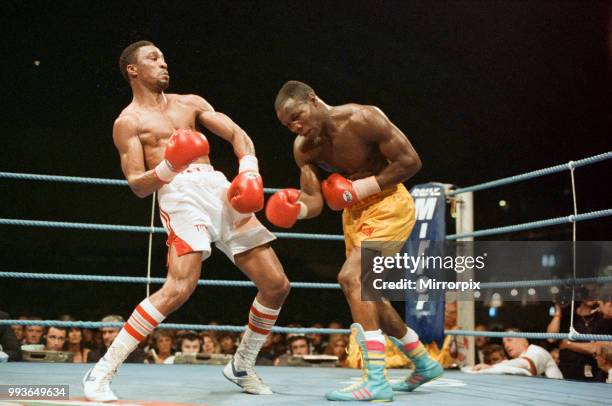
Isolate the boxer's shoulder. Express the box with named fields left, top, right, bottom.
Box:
left=113, top=109, right=140, bottom=135
left=347, top=104, right=385, bottom=127
left=293, top=136, right=320, bottom=166
left=171, top=93, right=209, bottom=105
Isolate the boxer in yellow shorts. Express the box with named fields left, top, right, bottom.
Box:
left=342, top=183, right=415, bottom=258
left=266, top=81, right=442, bottom=401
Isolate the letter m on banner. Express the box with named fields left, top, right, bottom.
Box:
left=405, top=182, right=447, bottom=346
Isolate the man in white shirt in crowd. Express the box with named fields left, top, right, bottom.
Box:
left=472, top=329, right=562, bottom=379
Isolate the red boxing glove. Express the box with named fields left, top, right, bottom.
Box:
left=155, top=129, right=209, bottom=183
left=228, top=172, right=264, bottom=213
left=266, top=188, right=307, bottom=228
left=322, top=173, right=381, bottom=210
left=227, top=155, right=264, bottom=213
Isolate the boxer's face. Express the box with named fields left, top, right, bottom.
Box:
left=131, top=45, right=169, bottom=91
left=277, top=96, right=323, bottom=139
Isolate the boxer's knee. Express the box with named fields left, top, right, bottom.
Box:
left=338, top=268, right=361, bottom=293
left=160, top=278, right=198, bottom=309
left=260, top=272, right=290, bottom=303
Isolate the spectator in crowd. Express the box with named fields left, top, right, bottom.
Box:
left=11, top=316, right=28, bottom=344
left=57, top=315, right=89, bottom=363
left=11, top=325, right=24, bottom=343
left=81, top=328, right=97, bottom=350
left=271, top=332, right=286, bottom=353
left=328, top=321, right=343, bottom=330
left=256, top=332, right=284, bottom=365
left=207, top=321, right=220, bottom=340
left=472, top=329, right=562, bottom=379
left=474, top=324, right=490, bottom=363
left=202, top=333, right=221, bottom=354
left=424, top=301, right=468, bottom=368
left=288, top=335, right=310, bottom=356
left=326, top=334, right=348, bottom=366
left=550, top=348, right=560, bottom=366
left=598, top=300, right=612, bottom=319
left=308, top=323, right=326, bottom=354
left=178, top=332, right=202, bottom=354
left=23, top=318, right=44, bottom=345
left=594, top=344, right=612, bottom=383
left=219, top=334, right=237, bottom=355
left=44, top=326, right=67, bottom=351
left=0, top=311, right=22, bottom=361
left=147, top=330, right=175, bottom=364
left=87, top=315, right=145, bottom=363
left=482, top=344, right=506, bottom=365
left=66, top=327, right=90, bottom=363
left=548, top=300, right=612, bottom=381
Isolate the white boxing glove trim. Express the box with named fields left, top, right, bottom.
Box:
left=239, top=155, right=259, bottom=174
left=297, top=200, right=308, bottom=219
left=352, top=176, right=382, bottom=200
left=154, top=160, right=178, bottom=183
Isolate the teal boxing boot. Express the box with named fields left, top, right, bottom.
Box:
left=388, top=335, right=443, bottom=392
left=325, top=323, right=393, bottom=402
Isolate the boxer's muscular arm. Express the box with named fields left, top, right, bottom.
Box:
left=113, top=114, right=162, bottom=198
left=188, top=95, right=255, bottom=158
left=355, top=106, right=422, bottom=189
left=294, top=142, right=324, bottom=218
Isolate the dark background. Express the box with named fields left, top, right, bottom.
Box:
left=2, top=1, right=611, bottom=331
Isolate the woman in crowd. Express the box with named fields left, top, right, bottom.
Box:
left=67, top=327, right=90, bottom=363
left=202, top=333, right=221, bottom=354
left=147, top=330, right=175, bottom=364
left=326, top=334, right=349, bottom=366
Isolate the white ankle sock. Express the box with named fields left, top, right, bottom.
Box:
left=235, top=298, right=280, bottom=370
left=364, top=329, right=386, bottom=346
left=92, top=298, right=165, bottom=376
left=398, top=326, right=420, bottom=344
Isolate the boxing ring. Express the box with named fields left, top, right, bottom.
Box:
left=2, top=363, right=611, bottom=405
left=1, top=151, right=612, bottom=405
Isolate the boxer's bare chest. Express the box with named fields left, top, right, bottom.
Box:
left=136, top=98, right=198, bottom=147
left=309, top=127, right=383, bottom=178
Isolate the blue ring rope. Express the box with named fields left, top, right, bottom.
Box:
left=0, top=218, right=344, bottom=241
left=450, top=151, right=612, bottom=196
left=1, top=320, right=610, bottom=341
left=0, top=171, right=281, bottom=194
left=447, top=209, right=612, bottom=240
left=2, top=210, right=610, bottom=242
left=0, top=271, right=340, bottom=289
left=1, top=150, right=610, bottom=242
left=1, top=271, right=610, bottom=291
left=3, top=151, right=610, bottom=196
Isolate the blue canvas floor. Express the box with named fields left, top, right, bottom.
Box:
left=0, top=362, right=609, bottom=405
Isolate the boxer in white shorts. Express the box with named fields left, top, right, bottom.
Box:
left=83, top=41, right=291, bottom=401
left=158, top=163, right=276, bottom=261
